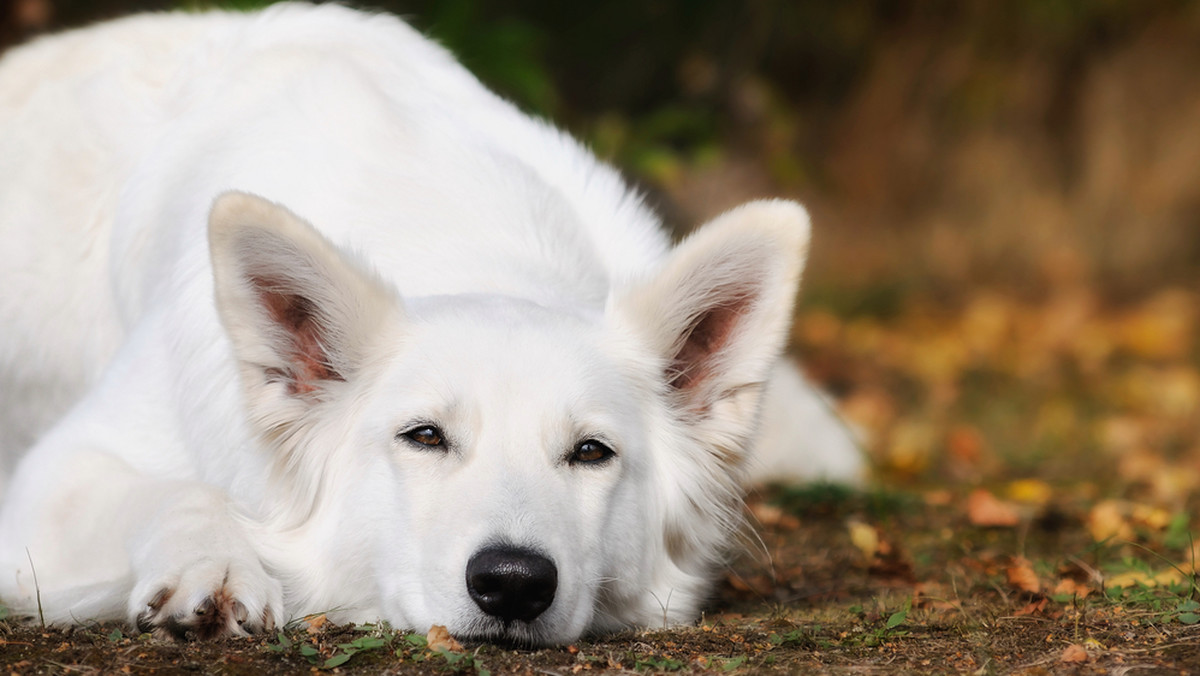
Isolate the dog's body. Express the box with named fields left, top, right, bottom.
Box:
left=0, top=4, right=859, bottom=643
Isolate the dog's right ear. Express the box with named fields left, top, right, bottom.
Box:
left=208, top=192, right=401, bottom=434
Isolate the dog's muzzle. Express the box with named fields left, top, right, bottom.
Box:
left=466, top=545, right=557, bottom=623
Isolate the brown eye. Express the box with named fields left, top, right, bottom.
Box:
left=570, top=439, right=615, bottom=466
left=401, top=425, right=445, bottom=448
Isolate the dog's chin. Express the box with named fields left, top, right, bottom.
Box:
left=453, top=616, right=575, bottom=648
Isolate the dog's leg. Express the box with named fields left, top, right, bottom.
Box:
left=0, top=325, right=283, bottom=638
left=0, top=429, right=283, bottom=638
left=123, top=481, right=282, bottom=639
left=746, top=359, right=865, bottom=486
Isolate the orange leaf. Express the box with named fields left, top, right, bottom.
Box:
left=302, top=613, right=328, bottom=635
left=426, top=625, right=464, bottom=653
left=751, top=503, right=800, bottom=530
left=1052, top=578, right=1092, bottom=599
left=1006, top=557, right=1040, bottom=594
left=1014, top=598, right=1047, bottom=616
left=1060, top=644, right=1088, bottom=663
left=967, top=489, right=1020, bottom=527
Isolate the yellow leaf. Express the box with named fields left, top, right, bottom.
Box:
left=960, top=293, right=1014, bottom=358
left=886, top=421, right=936, bottom=474
left=1105, top=567, right=1185, bottom=589
left=1117, top=289, right=1195, bottom=360
left=1006, top=479, right=1052, bottom=506
left=1153, top=568, right=1186, bottom=586
left=847, top=520, right=879, bottom=560
left=1087, top=500, right=1132, bottom=542
left=1104, top=570, right=1154, bottom=589
left=1130, top=503, right=1171, bottom=531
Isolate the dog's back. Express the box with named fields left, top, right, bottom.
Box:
left=0, top=12, right=223, bottom=457
left=0, top=4, right=672, bottom=462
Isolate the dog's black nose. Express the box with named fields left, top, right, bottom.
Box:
left=466, top=545, right=557, bottom=623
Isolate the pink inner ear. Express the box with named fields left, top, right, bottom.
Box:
left=251, top=276, right=343, bottom=395
left=668, top=299, right=747, bottom=393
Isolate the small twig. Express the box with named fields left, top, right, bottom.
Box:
left=1121, top=640, right=1200, bottom=654
left=25, top=548, right=44, bottom=628
left=1122, top=540, right=1196, bottom=585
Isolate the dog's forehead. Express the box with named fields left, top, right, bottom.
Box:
left=394, top=294, right=630, bottom=398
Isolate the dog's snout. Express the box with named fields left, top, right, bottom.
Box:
left=466, top=545, right=557, bottom=623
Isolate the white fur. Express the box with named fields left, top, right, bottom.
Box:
left=0, top=4, right=862, bottom=644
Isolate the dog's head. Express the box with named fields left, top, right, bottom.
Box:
left=208, top=191, right=809, bottom=645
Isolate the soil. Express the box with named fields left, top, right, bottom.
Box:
left=2, top=487, right=1196, bottom=675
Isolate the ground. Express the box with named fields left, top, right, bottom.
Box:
left=3, top=3, right=1200, bottom=671
left=4, top=185, right=1200, bottom=674
left=3, top=291, right=1199, bottom=673
left=1, top=484, right=1197, bottom=674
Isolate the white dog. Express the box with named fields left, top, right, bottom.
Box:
left=0, top=4, right=860, bottom=644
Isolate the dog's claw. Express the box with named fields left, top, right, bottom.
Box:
left=147, top=588, right=172, bottom=611
left=233, top=600, right=248, bottom=625
left=135, top=611, right=155, bottom=635
left=133, top=586, right=275, bottom=640
left=194, top=596, right=213, bottom=616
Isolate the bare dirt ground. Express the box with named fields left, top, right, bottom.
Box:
left=2, top=481, right=1197, bottom=674
left=3, top=3, right=1200, bottom=674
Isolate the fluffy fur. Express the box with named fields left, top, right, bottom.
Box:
left=0, top=4, right=861, bottom=644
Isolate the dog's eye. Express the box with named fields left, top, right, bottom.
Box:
left=570, top=439, right=615, bottom=466
left=400, top=425, right=445, bottom=448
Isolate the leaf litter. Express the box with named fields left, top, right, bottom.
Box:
left=3, top=289, right=1200, bottom=673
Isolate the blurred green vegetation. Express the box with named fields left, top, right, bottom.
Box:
left=5, top=0, right=1199, bottom=292
left=18, top=1, right=1193, bottom=175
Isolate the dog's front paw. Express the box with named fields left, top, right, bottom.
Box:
left=130, top=557, right=283, bottom=640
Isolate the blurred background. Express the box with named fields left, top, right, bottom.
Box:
left=4, top=0, right=1199, bottom=498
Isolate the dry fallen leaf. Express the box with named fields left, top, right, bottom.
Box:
left=1006, top=479, right=1052, bottom=506
left=946, top=425, right=986, bottom=466
left=1060, top=644, right=1088, bottom=663
left=1006, top=557, right=1040, bottom=594
left=1130, top=503, right=1171, bottom=531
left=887, top=420, right=936, bottom=474
left=847, top=520, right=880, bottom=560
left=1087, top=500, right=1132, bottom=542
left=923, top=489, right=954, bottom=506
left=966, top=489, right=1020, bottom=527
left=1014, top=598, right=1048, bottom=616
left=1052, top=578, right=1092, bottom=599
left=751, top=502, right=800, bottom=530
left=302, top=613, right=328, bottom=635
left=1104, top=567, right=1186, bottom=590
left=426, top=624, right=464, bottom=653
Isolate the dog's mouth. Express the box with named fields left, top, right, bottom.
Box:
left=454, top=616, right=562, bottom=648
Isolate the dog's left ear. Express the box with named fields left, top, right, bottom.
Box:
left=610, top=200, right=809, bottom=445
left=208, top=192, right=401, bottom=429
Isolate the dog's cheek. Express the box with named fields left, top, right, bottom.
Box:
left=590, top=470, right=657, bottom=617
